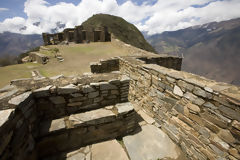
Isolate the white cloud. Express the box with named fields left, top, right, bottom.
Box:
left=0, top=0, right=240, bottom=35
left=0, top=8, right=9, bottom=12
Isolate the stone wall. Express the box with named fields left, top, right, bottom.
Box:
left=90, top=58, right=119, bottom=73
left=29, top=52, right=49, bottom=64
left=0, top=73, right=136, bottom=160
left=118, top=57, right=240, bottom=160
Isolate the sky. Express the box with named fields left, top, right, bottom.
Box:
left=0, top=0, right=240, bottom=35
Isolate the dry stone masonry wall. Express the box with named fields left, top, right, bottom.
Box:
left=117, top=56, right=240, bottom=160
left=0, top=73, right=137, bottom=160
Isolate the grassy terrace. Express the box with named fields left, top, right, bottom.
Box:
left=0, top=42, right=129, bottom=88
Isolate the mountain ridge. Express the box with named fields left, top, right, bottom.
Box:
left=147, top=18, right=240, bottom=85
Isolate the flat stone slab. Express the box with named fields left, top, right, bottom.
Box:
left=0, top=109, right=14, bottom=126
left=69, top=108, right=115, bottom=127
left=137, top=110, right=155, bottom=124
left=123, top=124, right=186, bottom=160
left=40, top=118, right=66, bottom=136
left=115, top=102, right=134, bottom=114
left=91, top=139, right=129, bottom=160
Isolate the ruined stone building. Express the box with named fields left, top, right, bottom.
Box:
left=42, top=26, right=111, bottom=45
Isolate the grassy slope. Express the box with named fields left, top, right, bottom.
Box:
left=0, top=42, right=129, bottom=88
left=82, top=14, right=156, bottom=53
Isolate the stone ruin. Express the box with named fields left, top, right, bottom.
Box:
left=42, top=25, right=111, bottom=45
left=1, top=50, right=240, bottom=160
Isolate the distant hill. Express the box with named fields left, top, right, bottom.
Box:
left=0, top=32, right=43, bottom=57
left=147, top=18, right=240, bottom=85
left=82, top=14, right=156, bottom=53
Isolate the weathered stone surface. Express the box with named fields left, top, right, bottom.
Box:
left=166, top=76, right=176, bottom=83
left=184, top=92, right=205, bottom=106
left=49, top=96, right=66, bottom=104
left=177, top=80, right=194, bottom=91
left=229, top=148, right=240, bottom=159
left=174, top=104, right=189, bottom=116
left=91, top=140, right=129, bottom=160
left=186, top=103, right=200, bottom=113
left=99, top=82, right=118, bottom=90
left=58, top=84, right=78, bottom=94
left=218, top=129, right=236, bottom=144
left=123, top=124, right=186, bottom=160
left=67, top=152, right=85, bottom=160
left=204, top=87, right=213, bottom=93
left=193, top=87, right=208, bottom=98
left=88, top=91, right=99, bottom=98
left=138, top=110, right=155, bottom=124
left=115, top=102, right=133, bottom=114
left=8, top=91, right=32, bottom=105
left=0, top=88, right=18, bottom=101
left=33, top=85, right=52, bottom=97
left=69, top=108, right=115, bottom=127
left=0, top=109, right=14, bottom=126
left=209, top=144, right=225, bottom=157
left=40, top=118, right=65, bottom=136
left=211, top=134, right=230, bottom=151
left=219, top=105, right=240, bottom=121
left=173, top=85, right=183, bottom=97
left=203, top=102, right=217, bottom=110
left=199, top=127, right=210, bottom=139
left=232, top=120, right=240, bottom=130
left=82, top=85, right=95, bottom=93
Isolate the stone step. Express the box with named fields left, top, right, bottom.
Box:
left=37, top=102, right=138, bottom=159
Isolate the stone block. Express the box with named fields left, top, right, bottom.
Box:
left=173, top=85, right=183, bottom=97
left=33, top=85, right=52, bottom=98
left=210, top=134, right=230, bottom=151
left=177, top=80, right=194, bottom=91
left=8, top=91, right=32, bottom=106
left=186, top=102, right=200, bottom=113
left=82, top=85, right=95, bottom=93
left=58, top=84, right=78, bottom=94
left=232, top=120, right=240, bottom=130
left=88, top=91, right=99, bottom=98
left=49, top=96, right=66, bottom=105
left=99, top=82, right=118, bottom=90
left=184, top=92, right=205, bottom=106
left=219, top=105, right=240, bottom=121
left=203, top=102, right=217, bottom=110
left=218, top=129, right=236, bottom=144
left=116, top=102, right=134, bottom=114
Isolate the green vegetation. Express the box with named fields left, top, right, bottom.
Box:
left=0, top=42, right=130, bottom=88
left=0, top=46, right=40, bottom=67
left=82, top=14, right=156, bottom=53
left=0, top=62, right=40, bottom=87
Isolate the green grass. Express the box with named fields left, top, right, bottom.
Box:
left=0, top=62, right=40, bottom=87
left=0, top=42, right=130, bottom=88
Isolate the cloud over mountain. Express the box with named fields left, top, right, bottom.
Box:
left=0, top=0, right=240, bottom=35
